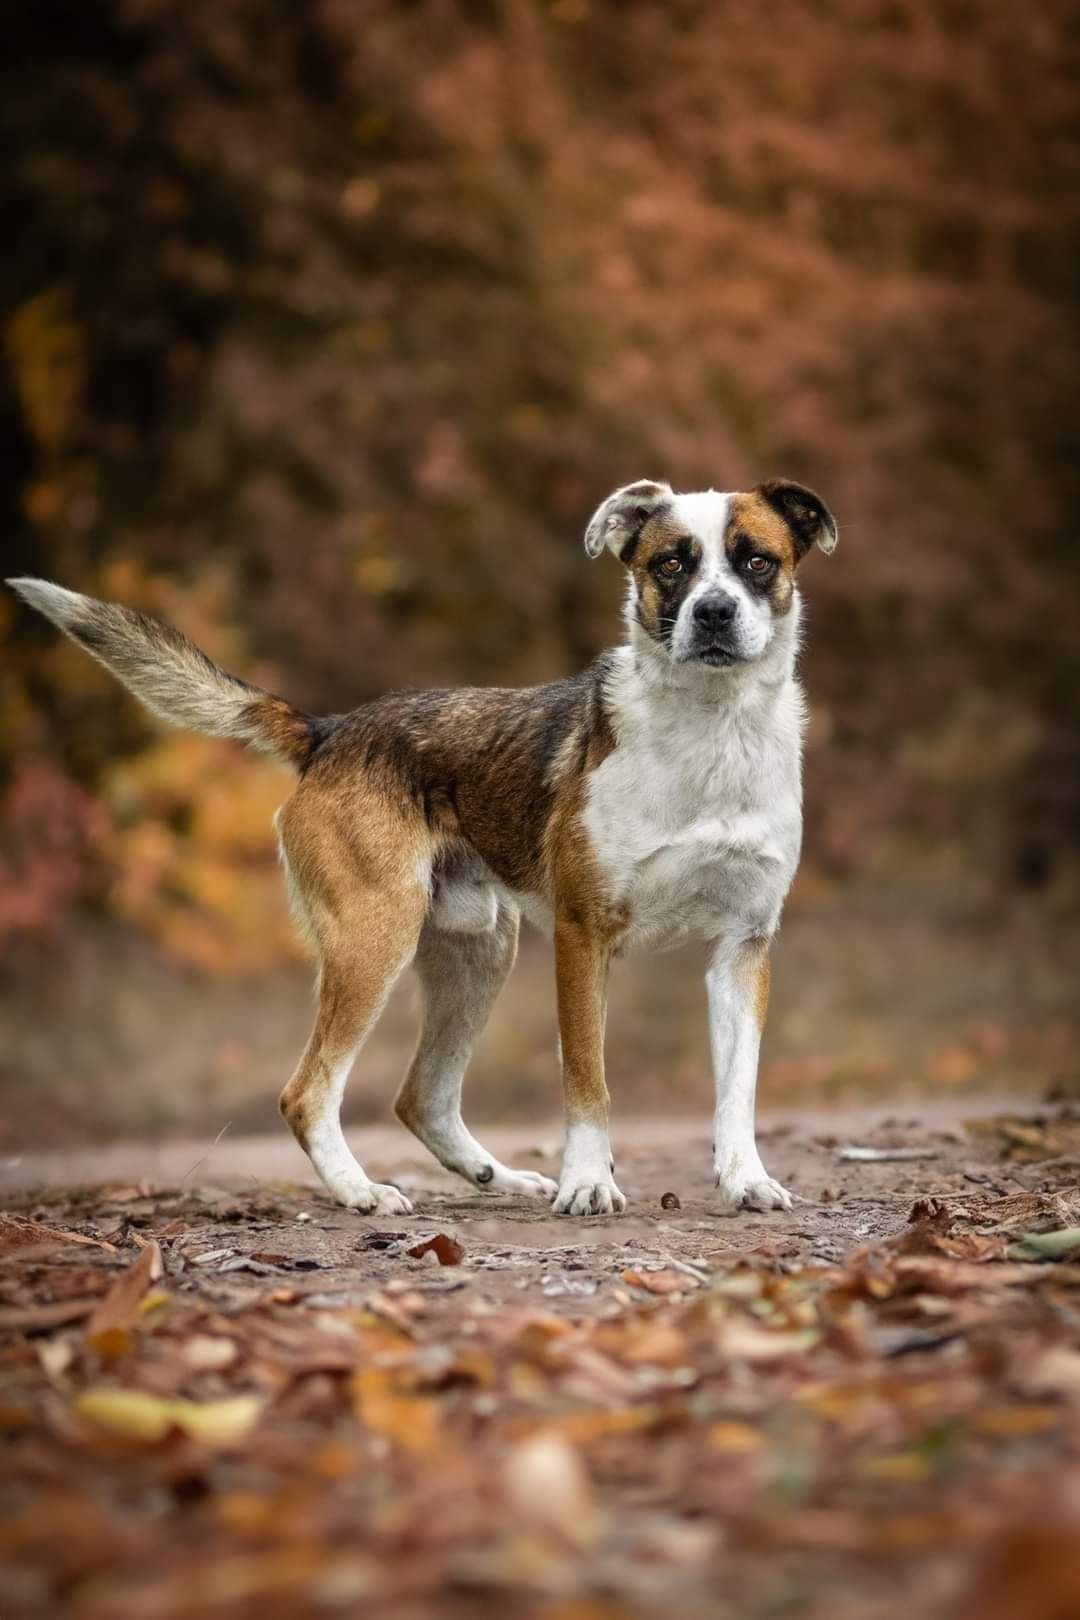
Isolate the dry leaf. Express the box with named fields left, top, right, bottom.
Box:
left=86, top=1241, right=162, bottom=1357
left=36, top=1339, right=74, bottom=1381
left=707, top=1421, right=764, bottom=1453
left=182, top=1335, right=239, bottom=1371
left=406, top=1233, right=465, bottom=1267
left=0, top=1298, right=102, bottom=1331
left=1007, top=1228, right=1080, bottom=1261
left=0, top=1213, right=117, bottom=1256
left=714, top=1321, right=819, bottom=1359
left=74, top=1389, right=263, bottom=1445
left=353, top=1367, right=441, bottom=1453
left=503, top=1431, right=603, bottom=1550
left=623, top=1268, right=686, bottom=1296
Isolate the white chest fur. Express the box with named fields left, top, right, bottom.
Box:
left=583, top=645, right=805, bottom=954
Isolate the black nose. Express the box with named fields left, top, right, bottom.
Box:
left=692, top=593, right=737, bottom=632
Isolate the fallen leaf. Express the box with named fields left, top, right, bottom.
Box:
left=1007, top=1228, right=1080, bottom=1261
left=0, top=1213, right=117, bottom=1256
left=86, top=1241, right=162, bottom=1356
left=971, top=1404, right=1061, bottom=1438
left=0, top=1298, right=102, bottom=1332
left=406, top=1233, right=465, bottom=1266
left=623, top=1268, right=686, bottom=1296
left=1013, top=1347, right=1080, bottom=1400
left=715, top=1321, right=819, bottom=1360
left=857, top=1451, right=934, bottom=1484
left=74, top=1389, right=263, bottom=1445
left=36, top=1339, right=74, bottom=1381
left=503, top=1430, right=603, bottom=1550
left=353, top=1367, right=441, bottom=1453
left=708, top=1420, right=764, bottom=1453
left=182, top=1335, right=239, bottom=1371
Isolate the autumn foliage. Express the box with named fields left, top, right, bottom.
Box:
left=3, top=0, right=1079, bottom=974
left=5, top=1108, right=1080, bottom=1617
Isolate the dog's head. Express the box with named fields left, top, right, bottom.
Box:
left=584, top=479, right=837, bottom=670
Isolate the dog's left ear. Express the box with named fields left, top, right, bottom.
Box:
left=584, top=479, right=672, bottom=561
left=756, top=479, right=838, bottom=559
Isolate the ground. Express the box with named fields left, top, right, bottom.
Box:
left=4, top=1101, right=1080, bottom=1619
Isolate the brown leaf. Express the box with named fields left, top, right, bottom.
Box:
left=85, top=1241, right=162, bottom=1357
left=955, top=1526, right=1080, bottom=1620
left=0, top=1298, right=101, bottom=1332
left=353, top=1367, right=441, bottom=1454
left=623, top=1268, right=687, bottom=1296
left=406, top=1233, right=465, bottom=1266
left=0, top=1213, right=117, bottom=1257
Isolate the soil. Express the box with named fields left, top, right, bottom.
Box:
left=3, top=1100, right=1080, bottom=1620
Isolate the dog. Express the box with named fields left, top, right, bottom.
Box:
left=8, top=476, right=836, bottom=1216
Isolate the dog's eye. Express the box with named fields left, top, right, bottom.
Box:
left=747, top=555, right=773, bottom=574
left=657, top=555, right=683, bottom=576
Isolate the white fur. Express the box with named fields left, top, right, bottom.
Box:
left=576, top=488, right=807, bottom=1209
left=430, top=880, right=498, bottom=934
left=663, top=492, right=775, bottom=667
left=307, top=1055, right=414, bottom=1215
left=552, top=1120, right=626, bottom=1215
left=396, top=913, right=558, bottom=1202
left=708, top=944, right=792, bottom=1211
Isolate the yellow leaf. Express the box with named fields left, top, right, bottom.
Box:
left=972, top=1405, right=1060, bottom=1439
left=857, top=1452, right=933, bottom=1484
left=74, top=1390, right=262, bottom=1445
left=708, top=1421, right=763, bottom=1454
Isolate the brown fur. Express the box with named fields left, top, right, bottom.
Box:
left=545, top=726, right=628, bottom=1130
left=304, top=657, right=616, bottom=897
left=276, top=783, right=432, bottom=1151
left=624, top=510, right=703, bottom=647
left=276, top=661, right=626, bottom=1153
left=726, top=491, right=802, bottom=616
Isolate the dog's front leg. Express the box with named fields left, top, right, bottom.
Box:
left=708, top=935, right=792, bottom=1212
left=552, top=917, right=626, bottom=1215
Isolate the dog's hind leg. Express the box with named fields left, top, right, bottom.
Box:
left=277, top=799, right=429, bottom=1214
left=395, top=905, right=557, bottom=1201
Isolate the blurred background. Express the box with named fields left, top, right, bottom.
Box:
left=2, top=0, right=1078, bottom=1153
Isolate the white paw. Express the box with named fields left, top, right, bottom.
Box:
left=553, top=1177, right=627, bottom=1216
left=363, top=1181, right=415, bottom=1216
left=714, top=1166, right=792, bottom=1213
left=486, top=1168, right=558, bottom=1201
left=327, top=1170, right=413, bottom=1215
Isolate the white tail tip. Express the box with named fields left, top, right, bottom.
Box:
left=6, top=577, right=90, bottom=629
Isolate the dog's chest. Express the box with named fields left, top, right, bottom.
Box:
left=583, top=693, right=802, bottom=952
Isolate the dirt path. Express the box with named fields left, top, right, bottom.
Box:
left=1, top=1098, right=1060, bottom=1296
left=4, top=1100, right=1080, bottom=1619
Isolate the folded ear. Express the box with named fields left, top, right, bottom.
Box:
left=584, top=479, right=673, bottom=561
left=756, top=479, right=838, bottom=558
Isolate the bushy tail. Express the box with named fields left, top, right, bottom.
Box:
left=7, top=578, right=314, bottom=769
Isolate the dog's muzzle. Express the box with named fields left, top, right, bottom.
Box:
left=686, top=591, right=741, bottom=666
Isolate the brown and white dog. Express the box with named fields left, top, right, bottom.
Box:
left=9, top=477, right=836, bottom=1216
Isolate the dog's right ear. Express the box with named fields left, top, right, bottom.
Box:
left=584, top=480, right=672, bottom=561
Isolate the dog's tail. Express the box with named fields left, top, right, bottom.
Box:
left=7, top=577, right=314, bottom=769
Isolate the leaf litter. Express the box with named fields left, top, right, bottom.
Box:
left=2, top=1106, right=1080, bottom=1618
